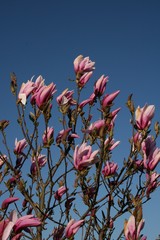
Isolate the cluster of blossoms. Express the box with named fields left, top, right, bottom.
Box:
left=18, top=75, right=56, bottom=109
left=73, top=55, right=95, bottom=89
left=0, top=54, right=160, bottom=239
left=133, top=104, right=160, bottom=197
left=0, top=198, right=41, bottom=240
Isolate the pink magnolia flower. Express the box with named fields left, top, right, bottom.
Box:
left=142, top=136, right=160, bottom=171
left=78, top=71, right=93, bottom=88
left=1, top=210, right=41, bottom=240
left=65, top=219, right=84, bottom=238
left=133, top=132, right=142, bottom=144
left=110, top=107, right=121, bottom=118
left=94, top=75, right=108, bottom=96
left=79, top=98, right=92, bottom=109
left=102, top=162, right=118, bottom=177
left=73, top=55, right=95, bottom=74
left=74, top=142, right=99, bottom=170
left=56, top=128, right=79, bottom=144
left=18, top=80, right=35, bottom=105
left=89, top=93, right=96, bottom=104
left=106, top=108, right=121, bottom=131
left=54, top=186, right=67, bottom=200
left=56, top=128, right=72, bottom=144
left=78, top=93, right=96, bottom=109
left=14, top=138, right=28, bottom=155
left=30, top=76, right=45, bottom=104
left=42, top=127, right=54, bottom=146
left=146, top=172, right=160, bottom=197
left=135, top=104, right=155, bottom=130
left=30, top=154, right=47, bottom=175
left=124, top=215, right=146, bottom=240
left=68, top=133, right=80, bottom=142
left=104, top=138, right=120, bottom=151
left=101, top=90, right=120, bottom=109
left=56, top=88, right=76, bottom=106
left=13, top=214, right=41, bottom=233
left=84, top=119, right=106, bottom=136
left=34, top=82, right=56, bottom=109
left=1, top=197, right=19, bottom=209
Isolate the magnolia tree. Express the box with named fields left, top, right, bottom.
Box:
left=0, top=55, right=160, bottom=240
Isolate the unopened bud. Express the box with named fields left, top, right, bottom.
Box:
left=0, top=120, right=9, bottom=131
left=10, top=72, right=17, bottom=95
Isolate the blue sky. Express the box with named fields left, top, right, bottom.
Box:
left=1, top=0, right=160, bottom=239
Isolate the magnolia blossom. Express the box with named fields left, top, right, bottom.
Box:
left=124, top=215, right=147, bottom=240
left=132, top=132, right=142, bottom=151
left=54, top=186, right=67, bottom=200
left=106, top=108, right=121, bottom=131
left=79, top=98, right=92, bottom=109
left=101, top=90, right=120, bottom=109
left=104, top=138, right=120, bottom=151
left=0, top=210, right=41, bottom=240
left=146, top=172, right=160, bottom=197
left=79, top=93, right=96, bottom=109
left=18, top=80, right=35, bottom=105
left=142, top=136, right=160, bottom=171
left=73, top=55, right=95, bottom=74
left=34, top=82, right=56, bottom=109
left=78, top=71, right=93, bottom=88
left=30, top=75, right=45, bottom=104
left=14, top=138, right=28, bottom=155
left=84, top=119, right=106, bottom=136
left=135, top=104, right=155, bottom=130
left=42, top=127, right=54, bottom=146
left=56, top=89, right=76, bottom=106
left=56, top=128, right=72, bottom=144
left=65, top=219, right=84, bottom=238
left=94, top=75, right=108, bottom=96
left=56, top=128, right=79, bottom=144
left=74, top=142, right=99, bottom=170
left=1, top=197, right=19, bottom=209
left=30, top=154, right=47, bottom=175
left=110, top=108, right=121, bottom=118
left=102, top=162, right=118, bottom=177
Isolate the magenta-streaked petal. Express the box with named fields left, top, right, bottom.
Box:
left=2, top=221, right=14, bottom=240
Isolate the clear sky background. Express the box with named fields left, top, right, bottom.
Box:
left=0, top=0, right=160, bottom=239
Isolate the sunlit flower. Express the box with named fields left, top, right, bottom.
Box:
left=102, top=162, right=118, bottom=177
left=18, top=80, right=35, bottom=105
left=14, top=138, right=28, bottom=155
left=74, top=142, right=99, bottom=170
left=42, top=127, right=54, bottom=146
left=94, top=75, right=108, bottom=96
left=73, top=55, right=95, bottom=74
left=135, top=104, right=155, bottom=130
left=54, top=186, right=67, bottom=200
left=124, top=215, right=146, bottom=240
left=65, top=219, right=84, bottom=238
